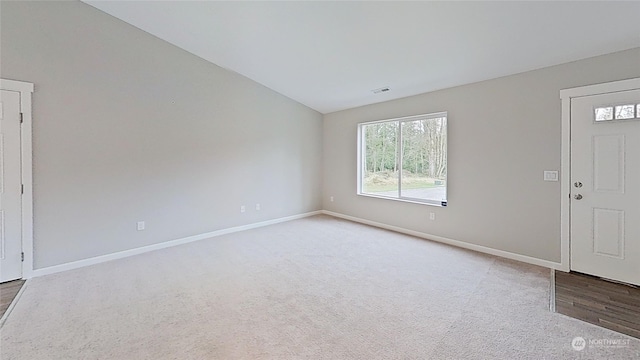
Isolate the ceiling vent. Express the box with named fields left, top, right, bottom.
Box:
left=372, top=87, right=390, bottom=94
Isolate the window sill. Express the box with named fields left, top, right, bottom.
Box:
left=357, top=192, right=447, bottom=207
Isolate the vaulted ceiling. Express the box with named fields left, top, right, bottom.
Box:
left=84, top=1, right=640, bottom=114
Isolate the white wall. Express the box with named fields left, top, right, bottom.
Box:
left=2, top=1, right=638, bottom=271
left=323, top=48, right=640, bottom=263
left=1, top=1, right=323, bottom=269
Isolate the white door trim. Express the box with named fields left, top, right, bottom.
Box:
left=0, top=79, right=34, bottom=279
left=559, top=77, right=640, bottom=273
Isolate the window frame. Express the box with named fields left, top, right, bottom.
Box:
left=593, top=101, right=640, bottom=122
left=357, top=112, right=448, bottom=207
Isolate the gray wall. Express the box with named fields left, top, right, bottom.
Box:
left=2, top=1, right=638, bottom=270
left=324, top=48, right=640, bottom=263
left=1, top=1, right=323, bottom=269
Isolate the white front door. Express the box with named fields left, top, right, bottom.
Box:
left=570, top=89, right=640, bottom=286
left=0, top=90, right=23, bottom=282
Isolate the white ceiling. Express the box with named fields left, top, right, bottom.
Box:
left=84, top=1, right=640, bottom=114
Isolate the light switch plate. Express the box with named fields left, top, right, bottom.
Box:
left=543, top=171, right=558, bottom=182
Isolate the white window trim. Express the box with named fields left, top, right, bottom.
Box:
left=357, top=112, right=448, bottom=207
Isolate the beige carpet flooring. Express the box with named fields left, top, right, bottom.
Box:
left=1, top=215, right=639, bottom=359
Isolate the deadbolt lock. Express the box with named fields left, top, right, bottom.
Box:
left=574, top=182, right=583, bottom=188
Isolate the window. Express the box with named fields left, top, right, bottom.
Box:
left=358, top=112, right=447, bottom=206
left=595, top=103, right=640, bottom=122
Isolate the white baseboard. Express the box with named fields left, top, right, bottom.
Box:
left=31, top=211, right=322, bottom=278
left=321, top=210, right=563, bottom=270
left=29, top=209, right=562, bottom=278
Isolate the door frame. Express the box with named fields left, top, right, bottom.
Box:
left=559, top=77, right=640, bottom=273
left=0, top=79, right=34, bottom=279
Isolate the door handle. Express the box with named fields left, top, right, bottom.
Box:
left=574, top=194, right=583, bottom=200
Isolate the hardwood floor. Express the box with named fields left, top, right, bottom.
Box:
left=0, top=279, right=26, bottom=319
left=555, top=270, right=640, bottom=339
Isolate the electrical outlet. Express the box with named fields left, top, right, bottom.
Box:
left=256, top=203, right=261, bottom=211
left=429, top=213, right=435, bottom=221
left=240, top=205, right=246, bottom=213
left=137, top=221, right=145, bottom=231
left=330, top=196, right=334, bottom=202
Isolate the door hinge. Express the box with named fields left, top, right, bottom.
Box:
left=21, top=252, right=24, bottom=262
left=21, top=184, right=24, bottom=194
left=20, top=113, right=24, bottom=123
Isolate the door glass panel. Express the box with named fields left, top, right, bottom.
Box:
left=594, top=107, right=613, bottom=121
left=614, top=105, right=635, bottom=119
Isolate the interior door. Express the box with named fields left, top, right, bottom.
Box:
left=0, top=90, right=23, bottom=282
left=570, top=89, right=640, bottom=286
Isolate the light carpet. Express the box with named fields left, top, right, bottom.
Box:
left=1, top=215, right=639, bottom=359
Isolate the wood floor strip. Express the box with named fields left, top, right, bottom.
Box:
left=555, top=271, right=640, bottom=339
left=0, top=279, right=26, bottom=319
